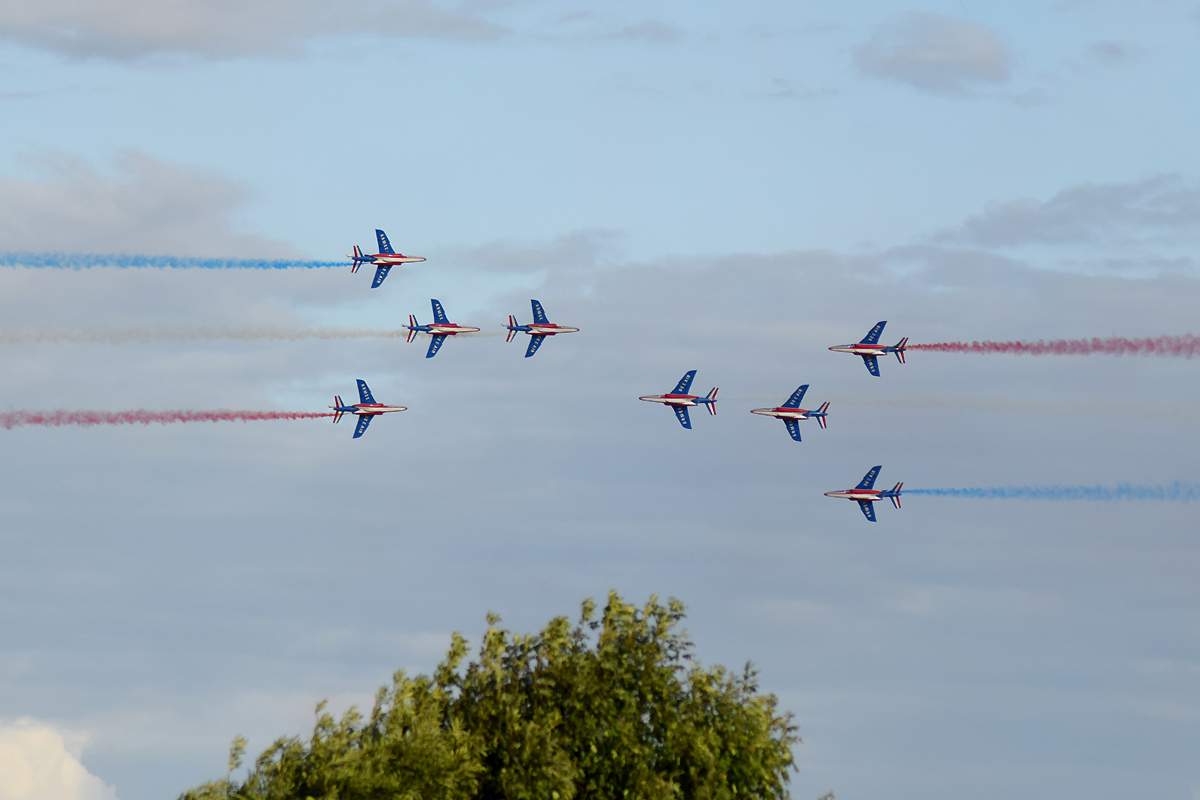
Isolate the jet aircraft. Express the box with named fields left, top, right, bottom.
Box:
left=504, top=299, right=579, bottom=358
left=750, top=384, right=829, bottom=442
left=829, top=321, right=908, bottom=377
left=348, top=228, right=426, bottom=288
left=403, top=299, right=480, bottom=358
left=330, top=379, right=407, bottom=439
left=824, top=465, right=904, bottom=523
left=638, top=370, right=719, bottom=430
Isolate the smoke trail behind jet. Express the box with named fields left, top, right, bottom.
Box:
left=905, top=483, right=1200, bottom=501
left=909, top=335, right=1199, bottom=357
left=0, top=252, right=344, bottom=270
left=0, top=410, right=334, bottom=430
left=0, top=328, right=407, bottom=345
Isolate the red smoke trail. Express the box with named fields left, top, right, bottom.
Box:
left=909, top=335, right=1200, bottom=357
left=0, top=410, right=333, bottom=430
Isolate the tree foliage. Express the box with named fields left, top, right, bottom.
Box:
left=180, top=592, right=799, bottom=800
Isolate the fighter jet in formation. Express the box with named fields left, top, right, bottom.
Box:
left=639, top=370, right=719, bottom=430
left=348, top=228, right=426, bottom=289
left=505, top=299, right=579, bottom=358
left=403, top=299, right=480, bottom=358
left=829, top=321, right=908, bottom=377
left=330, top=379, right=407, bottom=439
left=751, top=384, right=829, bottom=442
left=824, top=465, right=904, bottom=522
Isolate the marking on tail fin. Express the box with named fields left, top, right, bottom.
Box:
left=673, top=405, right=692, bottom=429
left=371, top=265, right=392, bottom=288
left=356, top=379, right=376, bottom=405
left=353, top=414, right=373, bottom=439
left=783, top=384, right=809, bottom=408
left=857, top=465, right=882, bottom=490
left=861, top=321, right=887, bottom=345
left=672, top=370, right=697, bottom=395
left=375, top=229, right=394, bottom=255
left=431, top=298, right=449, bottom=325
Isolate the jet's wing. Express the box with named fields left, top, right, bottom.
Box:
left=783, top=384, right=809, bottom=408
left=426, top=334, right=447, bottom=359
left=857, top=465, right=882, bottom=490
left=356, top=379, right=376, bottom=405
left=861, top=320, right=887, bottom=345
left=371, top=265, right=392, bottom=289
left=784, top=418, right=803, bottom=442
left=525, top=335, right=545, bottom=358
left=431, top=298, right=449, bottom=325
left=530, top=299, right=549, bottom=325
left=673, top=405, right=692, bottom=430
left=858, top=501, right=877, bottom=523
left=375, top=229, right=394, bottom=255
left=672, top=370, right=697, bottom=395
left=353, top=414, right=373, bottom=439
left=862, top=355, right=880, bottom=377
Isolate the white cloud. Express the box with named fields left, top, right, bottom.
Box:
left=0, top=720, right=117, bottom=800
left=0, top=0, right=506, bottom=60
left=855, top=12, right=1010, bottom=95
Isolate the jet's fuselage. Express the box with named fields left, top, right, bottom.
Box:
left=336, top=403, right=408, bottom=417
left=751, top=406, right=818, bottom=420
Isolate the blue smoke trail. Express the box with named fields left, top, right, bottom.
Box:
left=906, top=483, right=1200, bottom=502
left=0, top=252, right=344, bottom=270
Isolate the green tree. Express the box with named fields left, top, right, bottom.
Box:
left=180, top=592, right=799, bottom=800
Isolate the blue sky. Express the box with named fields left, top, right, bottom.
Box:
left=1, top=2, right=1198, bottom=799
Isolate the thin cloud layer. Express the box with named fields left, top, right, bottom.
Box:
left=0, top=0, right=506, bottom=60
left=0, top=720, right=117, bottom=800
left=0, top=152, right=289, bottom=258
left=854, top=12, right=1010, bottom=95
left=938, top=174, right=1200, bottom=248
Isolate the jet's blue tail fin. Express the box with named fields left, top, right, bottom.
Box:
left=431, top=298, right=449, bottom=325
left=856, top=465, right=882, bottom=490
left=356, top=379, right=376, bottom=405
left=375, top=229, right=395, bottom=255
left=782, top=384, right=809, bottom=408
left=672, top=370, right=697, bottom=395
left=861, top=321, right=887, bottom=345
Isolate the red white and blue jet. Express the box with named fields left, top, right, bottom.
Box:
left=403, top=299, right=480, bottom=359
left=751, top=384, right=829, bottom=442
left=824, top=465, right=904, bottom=523
left=639, top=370, right=719, bottom=430
left=829, top=321, right=908, bottom=377
left=330, top=379, right=407, bottom=439
left=348, top=228, right=426, bottom=289
left=505, top=299, right=579, bottom=358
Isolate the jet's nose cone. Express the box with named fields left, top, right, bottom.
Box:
left=638, top=395, right=653, bottom=402
left=750, top=408, right=769, bottom=415
left=823, top=491, right=836, bottom=497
